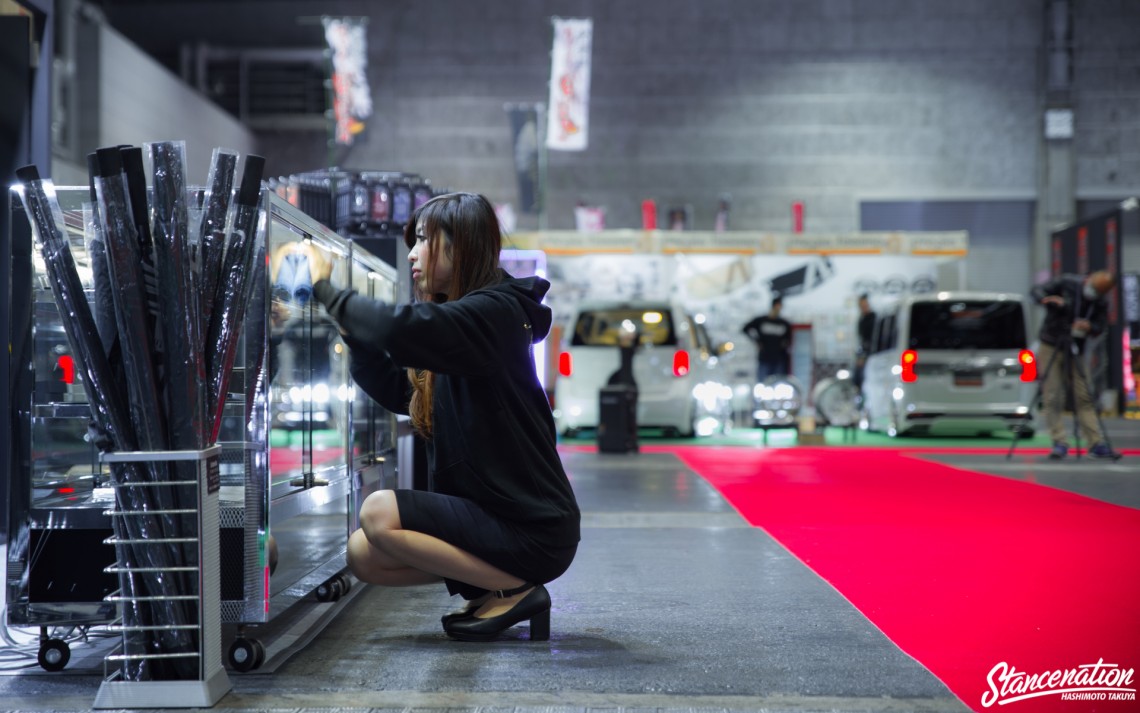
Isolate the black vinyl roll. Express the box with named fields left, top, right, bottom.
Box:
left=85, top=152, right=119, bottom=366
left=205, top=155, right=265, bottom=441
left=92, top=148, right=169, bottom=454
left=15, top=166, right=162, bottom=680
left=149, top=141, right=207, bottom=451
left=120, top=147, right=162, bottom=352
left=197, top=149, right=238, bottom=334
left=93, top=147, right=202, bottom=678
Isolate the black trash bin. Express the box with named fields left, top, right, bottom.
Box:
left=597, top=384, right=638, bottom=453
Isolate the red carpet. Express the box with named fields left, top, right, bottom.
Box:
left=269, top=446, right=346, bottom=473
left=647, top=445, right=1140, bottom=712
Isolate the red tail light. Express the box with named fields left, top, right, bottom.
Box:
left=1019, top=349, right=1037, bottom=382
left=673, top=350, right=690, bottom=377
left=558, top=351, right=572, bottom=377
left=901, top=349, right=917, bottom=383
left=57, top=355, right=75, bottom=384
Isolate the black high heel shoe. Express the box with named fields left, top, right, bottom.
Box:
left=443, top=583, right=550, bottom=642
left=440, top=594, right=489, bottom=627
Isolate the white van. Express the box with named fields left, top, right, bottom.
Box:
left=552, top=300, right=733, bottom=438
left=861, top=291, right=1037, bottom=437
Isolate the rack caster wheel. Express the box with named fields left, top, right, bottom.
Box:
left=315, top=577, right=344, bottom=602
left=228, top=637, right=263, bottom=672
left=38, top=638, right=70, bottom=672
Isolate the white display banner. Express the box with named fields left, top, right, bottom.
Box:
left=546, top=17, right=592, bottom=151
left=324, top=17, right=372, bottom=146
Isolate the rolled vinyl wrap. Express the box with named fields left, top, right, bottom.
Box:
left=197, top=149, right=238, bottom=333
left=15, top=168, right=163, bottom=680
left=206, top=155, right=265, bottom=441
left=94, top=148, right=201, bottom=677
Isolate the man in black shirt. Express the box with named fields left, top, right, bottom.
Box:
left=742, top=295, right=792, bottom=382
left=1030, top=270, right=1120, bottom=460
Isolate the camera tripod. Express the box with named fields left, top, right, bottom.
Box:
left=1006, top=335, right=1119, bottom=461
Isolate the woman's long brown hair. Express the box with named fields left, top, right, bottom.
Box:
left=403, top=193, right=503, bottom=436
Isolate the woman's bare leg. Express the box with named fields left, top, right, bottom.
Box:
left=350, top=490, right=528, bottom=600
left=345, top=529, right=442, bottom=587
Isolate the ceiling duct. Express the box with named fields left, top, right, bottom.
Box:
left=182, top=44, right=329, bottom=131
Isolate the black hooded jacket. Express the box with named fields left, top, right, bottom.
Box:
left=313, top=271, right=580, bottom=547
left=1030, top=274, right=1110, bottom=354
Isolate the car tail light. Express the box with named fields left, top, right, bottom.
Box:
left=673, top=350, right=690, bottom=377
left=1019, top=349, right=1036, bottom=382
left=57, top=355, right=75, bottom=384
left=558, top=352, right=572, bottom=377
left=901, top=349, right=917, bottom=383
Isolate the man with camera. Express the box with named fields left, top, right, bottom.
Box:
left=1030, top=270, right=1121, bottom=460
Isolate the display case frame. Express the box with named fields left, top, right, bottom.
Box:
left=5, top=185, right=400, bottom=668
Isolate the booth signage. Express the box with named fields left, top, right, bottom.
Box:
left=546, top=18, right=592, bottom=152
left=508, top=230, right=969, bottom=257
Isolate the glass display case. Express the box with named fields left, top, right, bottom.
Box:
left=6, top=186, right=399, bottom=669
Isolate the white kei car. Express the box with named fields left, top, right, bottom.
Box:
left=861, top=291, right=1037, bottom=437
left=552, top=300, right=733, bottom=438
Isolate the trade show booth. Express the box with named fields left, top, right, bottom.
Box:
left=6, top=178, right=398, bottom=693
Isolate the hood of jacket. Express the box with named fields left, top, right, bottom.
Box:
left=489, top=270, right=552, bottom=343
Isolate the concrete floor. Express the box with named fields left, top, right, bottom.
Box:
left=2, top=419, right=1137, bottom=713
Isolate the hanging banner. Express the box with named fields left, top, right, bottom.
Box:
left=324, top=17, right=373, bottom=146
left=507, top=104, right=541, bottom=213
left=546, top=17, right=592, bottom=152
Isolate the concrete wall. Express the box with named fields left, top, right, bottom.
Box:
left=262, top=0, right=1054, bottom=234
left=62, top=10, right=257, bottom=185
left=97, top=0, right=1140, bottom=294
left=1073, top=0, right=1140, bottom=202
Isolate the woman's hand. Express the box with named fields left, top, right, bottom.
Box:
left=271, top=241, right=333, bottom=284
left=300, top=241, right=333, bottom=282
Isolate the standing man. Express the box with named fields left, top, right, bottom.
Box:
left=1030, top=270, right=1121, bottom=460
left=743, top=295, right=793, bottom=382
left=853, top=293, right=876, bottom=395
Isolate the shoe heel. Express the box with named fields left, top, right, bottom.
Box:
left=529, top=608, right=550, bottom=641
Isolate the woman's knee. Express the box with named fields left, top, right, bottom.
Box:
left=345, top=528, right=373, bottom=579
left=358, top=490, right=401, bottom=538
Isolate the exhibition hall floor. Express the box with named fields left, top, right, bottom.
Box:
left=1, top=420, right=1138, bottom=713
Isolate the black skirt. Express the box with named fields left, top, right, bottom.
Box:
left=394, top=488, right=578, bottom=600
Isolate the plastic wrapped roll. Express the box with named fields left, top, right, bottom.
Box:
left=148, top=141, right=207, bottom=451
left=148, top=143, right=218, bottom=678
left=94, top=148, right=203, bottom=677
left=122, top=147, right=200, bottom=627
left=15, top=167, right=134, bottom=454
left=85, top=153, right=120, bottom=364
left=243, top=246, right=269, bottom=424
left=93, top=147, right=169, bottom=454
left=205, top=154, right=265, bottom=440
left=120, top=147, right=162, bottom=337
left=15, top=166, right=163, bottom=680
left=197, top=148, right=239, bottom=332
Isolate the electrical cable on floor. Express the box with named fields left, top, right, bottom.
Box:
left=0, top=604, right=119, bottom=672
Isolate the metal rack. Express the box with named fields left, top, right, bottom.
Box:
left=93, top=446, right=229, bottom=708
